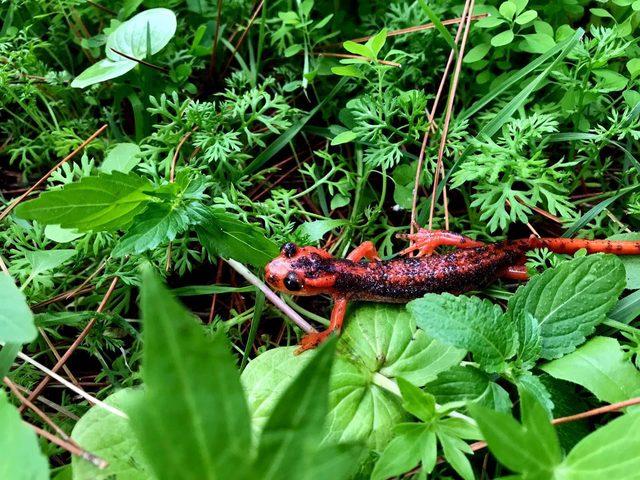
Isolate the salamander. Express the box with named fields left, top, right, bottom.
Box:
left=264, top=229, right=640, bottom=352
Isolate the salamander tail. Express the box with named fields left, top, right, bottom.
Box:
left=520, top=237, right=640, bottom=255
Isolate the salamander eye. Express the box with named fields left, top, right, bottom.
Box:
left=283, top=271, right=303, bottom=291
left=281, top=242, right=298, bottom=258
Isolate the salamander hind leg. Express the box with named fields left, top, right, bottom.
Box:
left=296, top=296, right=348, bottom=354
left=398, top=229, right=484, bottom=257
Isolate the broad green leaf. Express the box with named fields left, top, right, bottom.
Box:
left=0, top=274, right=36, bottom=344
left=499, top=1, right=517, bottom=19
left=397, top=377, right=435, bottom=422
left=72, top=9, right=176, bottom=88
left=300, top=443, right=364, bottom=480
left=627, top=58, right=640, bottom=78
left=608, top=233, right=640, bottom=289
left=506, top=255, right=626, bottom=359
left=515, top=9, right=537, bottom=24
left=196, top=208, right=279, bottom=268
left=491, top=29, right=515, bottom=47
left=515, top=372, right=554, bottom=415
left=296, top=219, right=349, bottom=242
left=343, top=41, right=373, bottom=59
left=520, top=33, right=556, bottom=54
left=371, top=427, right=425, bottom=480
left=368, top=29, right=387, bottom=57
left=101, top=143, right=142, bottom=174
left=130, top=268, right=252, bottom=480
left=0, top=391, right=49, bottom=480
left=44, top=225, right=84, bottom=243
left=541, top=336, right=640, bottom=403
left=408, top=293, right=516, bottom=372
left=254, top=338, right=337, bottom=479
left=331, top=66, right=365, bottom=78
left=242, top=304, right=464, bottom=450
left=516, top=312, right=541, bottom=367
left=331, top=130, right=358, bottom=145
left=558, top=413, right=640, bottom=480
left=590, top=7, right=614, bottom=18
left=463, top=43, right=491, bottom=63
left=470, top=391, right=561, bottom=477
left=72, top=388, right=152, bottom=480
left=15, top=172, right=153, bottom=232
left=593, top=69, right=628, bottom=92
left=438, top=433, right=474, bottom=480
left=71, top=58, right=137, bottom=89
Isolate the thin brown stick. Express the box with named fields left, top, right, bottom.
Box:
left=27, top=422, right=108, bottom=469
left=109, top=48, right=168, bottom=73
left=315, top=52, right=401, bottom=67
left=33, top=286, right=94, bottom=310
left=466, top=396, right=640, bottom=457
left=65, top=260, right=107, bottom=300
left=0, top=125, right=107, bottom=222
left=14, top=383, right=80, bottom=420
left=20, top=277, right=119, bottom=412
left=86, top=0, right=116, bottom=15
left=208, top=259, right=225, bottom=324
left=4, top=377, right=72, bottom=441
left=38, top=328, right=80, bottom=386
left=208, top=0, right=225, bottom=78
left=427, top=0, right=475, bottom=230
left=221, top=0, right=264, bottom=77
left=409, top=1, right=472, bottom=234
left=332, top=13, right=488, bottom=46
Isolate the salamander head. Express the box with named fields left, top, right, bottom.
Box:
left=265, top=243, right=336, bottom=296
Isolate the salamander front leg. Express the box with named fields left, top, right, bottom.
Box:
left=295, top=241, right=378, bottom=353
left=398, top=229, right=484, bottom=257
left=296, top=296, right=348, bottom=354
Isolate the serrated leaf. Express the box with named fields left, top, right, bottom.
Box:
left=0, top=391, right=49, bottom=480
left=558, top=413, right=640, bottom=480
left=506, top=255, right=626, bottom=359
left=196, top=208, right=279, bottom=268
left=242, top=304, right=464, bottom=450
left=516, top=312, right=541, bottom=367
left=130, top=268, right=252, bottom=480
left=296, top=219, right=349, bottom=242
left=72, top=388, right=152, bottom=480
left=515, top=372, right=554, bottom=415
left=426, top=365, right=491, bottom=404
left=541, top=336, right=640, bottom=403
left=408, top=293, right=517, bottom=372
left=15, top=171, right=153, bottom=232
left=0, top=274, right=36, bottom=344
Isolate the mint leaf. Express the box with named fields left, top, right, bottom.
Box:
left=514, top=371, right=554, bottom=415
left=506, top=255, right=626, bottom=360
left=559, top=412, right=640, bottom=479
left=131, top=268, right=252, bottom=480
left=71, top=388, right=152, bottom=480
left=196, top=208, right=279, bottom=268
left=426, top=365, right=491, bottom=404
left=541, top=336, right=640, bottom=403
left=0, top=391, right=49, bottom=480
left=515, top=312, right=541, bottom=368
left=408, top=293, right=517, bottom=372
left=15, top=171, right=153, bottom=232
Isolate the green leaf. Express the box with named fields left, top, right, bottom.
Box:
left=593, top=69, right=628, bottom=92
left=608, top=233, right=640, bottom=289
left=426, top=365, right=491, bottom=404
left=101, top=143, right=142, bottom=174
left=520, top=33, right=556, bottom=54
left=463, top=43, right=491, bottom=63
left=590, top=7, right=614, bottom=18
left=558, top=413, right=640, bottom=479
left=0, top=391, right=49, bottom=480
left=0, top=274, right=36, bottom=344
left=296, top=219, right=349, bottom=242
left=408, top=293, right=516, bottom=372
left=331, top=65, right=364, bottom=78
left=516, top=312, right=541, bottom=367
left=44, top=225, right=84, bottom=243
left=491, top=29, right=515, bottom=47
left=470, top=390, right=561, bottom=477
left=15, top=171, right=153, bottom=232
left=72, top=388, right=152, bottom=480
left=342, top=40, right=373, bottom=59
left=541, top=336, right=640, bottom=403
left=506, top=255, right=626, bottom=360
left=371, top=427, right=425, bottom=480
left=515, top=371, right=554, bottom=415
left=24, top=249, right=76, bottom=277
left=331, top=130, right=358, bottom=145
left=627, top=58, right=640, bottom=78
left=254, top=338, right=338, bottom=479
left=72, top=9, right=176, bottom=88
left=499, top=1, right=518, bottom=20
left=397, top=377, right=435, bottom=422
left=367, top=28, right=387, bottom=57
left=476, top=16, right=506, bottom=28
left=438, top=433, right=474, bottom=480
left=515, top=9, right=537, bottom=24
left=284, top=44, right=303, bottom=57
left=418, top=0, right=456, bottom=51
left=242, top=304, right=464, bottom=450
left=130, top=268, right=252, bottom=480
left=196, top=208, right=279, bottom=268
